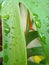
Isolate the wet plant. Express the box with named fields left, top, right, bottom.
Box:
left=0, top=0, right=49, bottom=65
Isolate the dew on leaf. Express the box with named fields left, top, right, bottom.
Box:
left=3, top=14, right=9, bottom=21
left=4, top=55, right=9, bottom=63
left=39, top=33, right=46, bottom=44
left=4, top=22, right=10, bottom=35
left=33, top=13, right=38, bottom=18
left=4, top=28, right=10, bottom=35
left=35, top=20, right=41, bottom=28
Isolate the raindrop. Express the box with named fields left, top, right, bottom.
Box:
left=47, top=29, right=49, bottom=33
left=4, top=43, right=8, bottom=49
left=39, top=33, right=46, bottom=44
left=4, top=22, right=10, bottom=35
left=33, top=13, right=38, bottom=18
left=4, top=55, right=9, bottom=63
left=35, top=19, right=41, bottom=28
left=3, top=14, right=9, bottom=21
left=4, top=28, right=10, bottom=35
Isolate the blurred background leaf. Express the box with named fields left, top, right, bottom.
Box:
left=28, top=61, right=46, bottom=65
left=27, top=47, right=45, bottom=58
left=25, top=31, right=38, bottom=45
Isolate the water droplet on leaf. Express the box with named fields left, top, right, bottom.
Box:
left=33, top=13, right=38, bottom=18
left=4, top=28, right=10, bottom=35
left=33, top=13, right=41, bottom=28
left=40, top=33, right=46, bottom=44
left=4, top=22, right=10, bottom=35
left=35, top=20, right=41, bottom=28
left=3, top=15, right=9, bottom=21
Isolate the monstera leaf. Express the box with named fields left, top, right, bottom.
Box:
left=0, top=0, right=49, bottom=65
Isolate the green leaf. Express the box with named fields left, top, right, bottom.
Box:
left=25, top=31, right=38, bottom=45
left=40, top=59, right=47, bottom=64
left=1, top=0, right=49, bottom=65
left=0, top=0, right=4, bottom=11
left=20, top=0, right=49, bottom=64
left=28, top=61, right=46, bottom=65
left=2, top=0, right=27, bottom=65
left=27, top=47, right=45, bottom=58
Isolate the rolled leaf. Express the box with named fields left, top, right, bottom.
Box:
left=2, top=0, right=27, bottom=65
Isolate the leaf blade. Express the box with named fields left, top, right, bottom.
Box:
left=2, top=0, right=27, bottom=65
left=27, top=47, right=45, bottom=58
